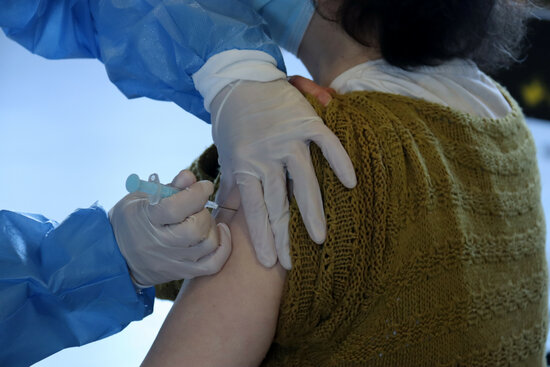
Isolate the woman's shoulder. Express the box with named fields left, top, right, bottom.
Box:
left=307, top=88, right=534, bottom=195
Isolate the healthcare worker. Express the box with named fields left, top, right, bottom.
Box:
left=0, top=0, right=357, bottom=269
left=0, top=1, right=356, bottom=365
left=0, top=169, right=232, bottom=367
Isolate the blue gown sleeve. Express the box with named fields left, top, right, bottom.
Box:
left=0, top=205, right=154, bottom=367
left=0, top=0, right=285, bottom=122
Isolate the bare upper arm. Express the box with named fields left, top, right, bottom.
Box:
left=142, top=190, right=287, bottom=367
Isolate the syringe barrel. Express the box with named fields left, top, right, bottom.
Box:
left=126, top=174, right=179, bottom=198
left=126, top=174, right=218, bottom=209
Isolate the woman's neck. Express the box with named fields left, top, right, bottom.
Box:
left=298, top=12, right=381, bottom=87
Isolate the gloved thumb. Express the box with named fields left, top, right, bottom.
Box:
left=213, top=172, right=235, bottom=216
left=170, top=170, right=197, bottom=190
left=288, top=75, right=335, bottom=107
left=217, top=222, right=231, bottom=248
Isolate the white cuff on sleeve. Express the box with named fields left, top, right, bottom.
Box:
left=192, top=50, right=286, bottom=113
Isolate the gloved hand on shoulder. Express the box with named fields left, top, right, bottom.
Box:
left=109, top=170, right=231, bottom=288
left=210, top=79, right=356, bottom=270
left=192, top=50, right=356, bottom=270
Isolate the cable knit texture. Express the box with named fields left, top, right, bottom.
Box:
left=156, top=89, right=548, bottom=366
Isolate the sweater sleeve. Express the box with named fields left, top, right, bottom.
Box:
left=0, top=205, right=154, bottom=367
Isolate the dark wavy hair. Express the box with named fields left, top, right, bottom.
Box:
left=315, top=0, right=534, bottom=73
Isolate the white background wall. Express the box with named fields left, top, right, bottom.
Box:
left=1, top=30, right=549, bottom=366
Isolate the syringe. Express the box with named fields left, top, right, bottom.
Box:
left=125, top=173, right=220, bottom=209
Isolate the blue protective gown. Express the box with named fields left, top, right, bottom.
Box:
left=0, top=1, right=313, bottom=365
left=0, top=0, right=286, bottom=122
left=0, top=206, right=155, bottom=367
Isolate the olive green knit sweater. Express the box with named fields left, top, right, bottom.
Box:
left=157, top=90, right=548, bottom=366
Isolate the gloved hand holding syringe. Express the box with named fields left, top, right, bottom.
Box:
left=109, top=170, right=233, bottom=288
left=125, top=173, right=234, bottom=211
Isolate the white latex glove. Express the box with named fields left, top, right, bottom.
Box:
left=211, top=79, right=356, bottom=270
left=109, top=170, right=232, bottom=288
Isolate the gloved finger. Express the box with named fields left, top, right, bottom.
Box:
left=179, top=223, right=232, bottom=279
left=119, top=191, right=149, bottom=203
left=213, top=171, right=235, bottom=216
left=171, top=216, right=219, bottom=261
left=262, top=167, right=291, bottom=270
left=108, top=192, right=148, bottom=220
left=170, top=169, right=197, bottom=190
left=147, top=180, right=214, bottom=226
left=288, top=75, right=335, bottom=107
left=235, top=172, right=277, bottom=268
left=161, top=208, right=213, bottom=248
left=286, top=145, right=327, bottom=244
left=309, top=123, right=357, bottom=189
